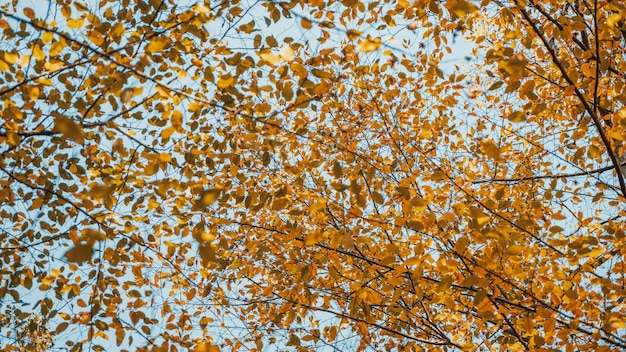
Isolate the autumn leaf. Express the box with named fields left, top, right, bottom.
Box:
left=146, top=38, right=169, bottom=52
left=2, top=1, right=626, bottom=351
left=195, top=342, right=220, bottom=352
left=87, top=30, right=104, bottom=45
left=67, top=18, right=84, bottom=29
left=508, top=111, right=525, bottom=122
left=259, top=50, right=281, bottom=65
left=346, top=29, right=362, bottom=40
left=279, top=45, right=294, bottom=61
left=193, top=189, right=220, bottom=211
left=53, top=114, right=85, bottom=144
left=83, top=228, right=106, bottom=242
left=198, top=244, right=217, bottom=267
left=498, top=53, right=528, bottom=75
left=65, top=244, right=94, bottom=264
left=445, top=0, right=477, bottom=19
left=359, top=35, right=382, bottom=52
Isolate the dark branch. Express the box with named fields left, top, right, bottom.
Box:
left=472, top=163, right=621, bottom=184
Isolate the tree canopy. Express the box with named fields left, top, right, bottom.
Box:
left=1, top=0, right=626, bottom=351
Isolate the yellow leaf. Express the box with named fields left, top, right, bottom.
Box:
left=155, top=85, right=172, bottom=98
left=61, top=5, right=71, bottom=19
left=161, top=126, right=176, bottom=139
left=609, top=130, right=624, bottom=141
left=607, top=14, right=622, bottom=28
left=158, top=153, right=172, bottom=162
left=506, top=245, right=524, bottom=255
left=272, top=197, right=289, bottom=210
left=341, top=233, right=354, bottom=248
left=341, top=0, right=358, bottom=6
left=110, top=22, right=125, bottom=40
left=0, top=60, right=9, bottom=71
left=305, top=231, right=322, bottom=246
left=171, top=111, right=183, bottom=128
left=498, top=53, right=528, bottom=75
left=314, top=81, right=332, bottom=95
left=87, top=30, right=104, bottom=46
left=147, top=38, right=168, bottom=52
left=42, top=32, right=54, bottom=44
left=19, top=54, right=30, bottom=67
left=195, top=342, right=220, bottom=352
left=332, top=161, right=343, bottom=178
left=587, top=145, right=601, bottom=158
left=67, top=18, right=84, bottom=29
left=217, top=74, right=235, bottom=89
left=193, top=4, right=211, bottom=14
left=3, top=52, right=18, bottom=64
left=445, top=0, right=477, bottom=19
left=56, top=322, right=69, bottom=334
left=32, top=44, right=45, bottom=61
left=403, top=257, right=421, bottom=266
left=6, top=132, right=21, bottom=146
left=37, top=77, right=54, bottom=86
left=454, top=236, right=470, bottom=253
left=279, top=45, right=294, bottom=61
left=89, top=184, right=115, bottom=199
left=195, top=189, right=220, bottom=209
left=508, top=111, right=526, bottom=123
left=359, top=36, right=382, bottom=53
left=194, top=227, right=216, bottom=242
left=50, top=39, right=67, bottom=56
left=144, top=161, right=159, bottom=176
left=27, top=86, right=38, bottom=101
left=309, top=198, right=327, bottom=213
left=407, top=220, right=424, bottom=231
left=587, top=247, right=604, bottom=258
left=419, top=129, right=432, bottom=138
left=44, top=60, right=63, bottom=71
left=65, top=244, right=94, bottom=263
left=259, top=51, right=281, bottom=65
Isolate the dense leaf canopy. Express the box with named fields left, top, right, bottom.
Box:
left=1, top=0, right=626, bottom=351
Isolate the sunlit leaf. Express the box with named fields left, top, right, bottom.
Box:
left=67, top=18, right=84, bottom=29
left=147, top=38, right=168, bottom=52
left=2, top=1, right=625, bottom=351
left=359, top=36, right=382, bottom=52
left=259, top=51, right=281, bottom=65
left=195, top=342, right=220, bottom=352
left=279, top=45, right=294, bottom=61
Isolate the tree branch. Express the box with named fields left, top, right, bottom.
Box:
left=516, top=2, right=626, bottom=199
left=472, top=162, right=621, bottom=184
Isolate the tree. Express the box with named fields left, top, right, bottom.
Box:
left=0, top=0, right=625, bottom=350
left=0, top=306, right=52, bottom=351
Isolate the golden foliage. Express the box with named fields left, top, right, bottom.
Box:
left=0, top=0, right=625, bottom=351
